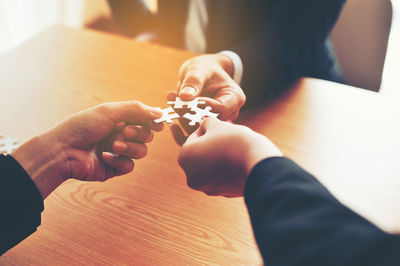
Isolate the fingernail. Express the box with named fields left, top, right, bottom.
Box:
left=114, top=141, right=128, bottom=152
left=181, top=86, right=196, bottom=96
left=103, top=152, right=116, bottom=160
left=125, top=128, right=138, bottom=138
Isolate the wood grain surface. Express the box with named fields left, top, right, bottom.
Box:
left=0, top=26, right=261, bottom=265
left=0, top=26, right=400, bottom=265
left=239, top=79, right=400, bottom=233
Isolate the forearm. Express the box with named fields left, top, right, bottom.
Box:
left=12, top=133, right=66, bottom=199
left=1, top=133, right=65, bottom=254
left=244, top=157, right=400, bottom=265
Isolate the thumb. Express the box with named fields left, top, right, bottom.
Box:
left=185, top=117, right=222, bottom=144
left=96, top=101, right=163, bottom=123
left=183, top=117, right=225, bottom=148
left=179, top=70, right=207, bottom=100
left=198, top=117, right=223, bottom=135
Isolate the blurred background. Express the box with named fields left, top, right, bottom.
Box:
left=0, top=0, right=397, bottom=94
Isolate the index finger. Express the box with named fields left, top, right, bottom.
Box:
left=96, top=101, right=163, bottom=124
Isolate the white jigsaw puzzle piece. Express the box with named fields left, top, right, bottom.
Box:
left=167, top=96, right=206, bottom=109
left=154, top=106, right=180, bottom=124
left=0, top=135, right=19, bottom=154
left=183, top=106, right=218, bottom=126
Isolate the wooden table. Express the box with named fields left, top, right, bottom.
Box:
left=1, top=26, right=400, bottom=265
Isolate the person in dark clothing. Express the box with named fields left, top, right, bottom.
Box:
left=108, top=0, right=346, bottom=117
left=0, top=101, right=164, bottom=255
left=158, top=0, right=347, bottom=121
left=178, top=117, right=400, bottom=265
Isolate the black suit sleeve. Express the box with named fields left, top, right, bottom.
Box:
left=244, top=157, right=400, bottom=265
left=230, top=0, right=346, bottom=106
left=0, top=154, right=44, bottom=256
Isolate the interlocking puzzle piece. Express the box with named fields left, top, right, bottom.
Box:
left=154, top=106, right=180, bottom=124
left=0, top=134, right=19, bottom=154
left=183, top=106, right=219, bottom=126
left=167, top=96, right=206, bottom=109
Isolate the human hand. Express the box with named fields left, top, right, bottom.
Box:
left=167, top=53, right=246, bottom=121
left=178, top=118, right=282, bottom=197
left=12, top=101, right=163, bottom=199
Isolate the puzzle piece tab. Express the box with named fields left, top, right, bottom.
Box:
left=183, top=106, right=219, bottom=126
left=154, top=107, right=180, bottom=124
left=0, top=134, right=19, bottom=154
left=167, top=96, right=206, bottom=109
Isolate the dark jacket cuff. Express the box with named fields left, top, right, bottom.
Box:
left=0, top=154, right=44, bottom=255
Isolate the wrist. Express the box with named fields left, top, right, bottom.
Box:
left=218, top=51, right=243, bottom=84
left=11, top=132, right=68, bottom=199
left=244, top=139, right=283, bottom=177
left=213, top=53, right=234, bottom=78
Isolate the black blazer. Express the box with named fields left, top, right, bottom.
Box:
left=246, top=157, right=400, bottom=265
left=0, top=155, right=43, bottom=256
left=108, top=0, right=346, bottom=105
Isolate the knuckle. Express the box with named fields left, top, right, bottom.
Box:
left=178, top=155, right=205, bottom=191
left=186, top=70, right=202, bottom=80
left=130, top=100, right=141, bottom=109
left=129, top=160, right=135, bottom=171
left=181, top=59, right=192, bottom=70
left=186, top=177, right=203, bottom=190
left=95, top=103, right=117, bottom=123
left=177, top=150, right=187, bottom=167
left=183, top=74, right=202, bottom=88
left=234, top=88, right=246, bottom=107
left=146, top=131, right=154, bottom=143
left=96, top=103, right=111, bottom=114
left=134, top=126, right=153, bottom=143
left=239, top=95, right=246, bottom=107
left=204, top=190, right=217, bottom=196
left=179, top=61, right=191, bottom=78
left=123, top=126, right=131, bottom=138
left=126, top=160, right=134, bottom=172
left=134, top=144, right=147, bottom=158
left=177, top=147, right=193, bottom=169
left=142, top=145, right=148, bottom=157
left=240, top=89, right=247, bottom=101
